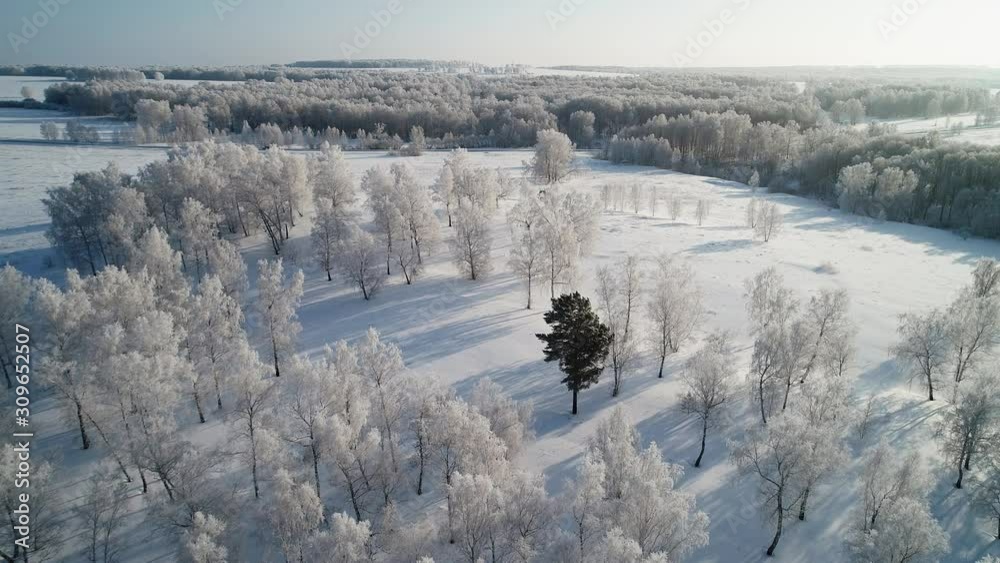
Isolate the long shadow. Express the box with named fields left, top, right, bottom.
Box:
left=687, top=239, right=755, bottom=254
left=0, top=222, right=47, bottom=236
left=291, top=261, right=527, bottom=369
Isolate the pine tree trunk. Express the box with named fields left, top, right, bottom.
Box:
left=572, top=389, right=578, bottom=415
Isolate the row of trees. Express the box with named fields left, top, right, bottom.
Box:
left=42, top=71, right=819, bottom=147
left=813, top=81, right=994, bottom=119
left=0, top=62, right=465, bottom=82
left=43, top=141, right=312, bottom=276
left=306, top=144, right=532, bottom=299
left=603, top=109, right=1000, bottom=238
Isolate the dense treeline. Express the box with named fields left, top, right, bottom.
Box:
left=554, top=65, right=1000, bottom=87
left=288, top=58, right=469, bottom=69
left=0, top=65, right=148, bottom=81
left=813, top=81, right=993, bottom=119
left=604, top=111, right=1000, bottom=237
left=42, top=72, right=819, bottom=147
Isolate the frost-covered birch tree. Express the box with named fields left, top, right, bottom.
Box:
left=680, top=332, right=734, bottom=467
left=530, top=129, right=574, bottom=184
left=596, top=255, right=642, bottom=397
left=646, top=256, right=703, bottom=378
left=451, top=204, right=493, bottom=281
left=335, top=225, right=387, bottom=300
left=891, top=310, right=948, bottom=401
left=256, top=258, right=304, bottom=377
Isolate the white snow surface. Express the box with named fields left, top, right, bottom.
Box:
left=857, top=111, right=1000, bottom=146
left=12, top=148, right=1000, bottom=562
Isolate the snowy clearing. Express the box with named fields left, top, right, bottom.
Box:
left=856, top=112, right=1000, bottom=146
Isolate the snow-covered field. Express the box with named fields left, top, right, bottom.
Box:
left=858, top=111, right=1000, bottom=146
left=0, top=107, right=134, bottom=140
left=0, top=75, right=70, bottom=99
left=0, top=143, right=166, bottom=269
left=872, top=113, right=980, bottom=134
left=527, top=67, right=633, bottom=77
left=10, top=146, right=1000, bottom=561
left=946, top=127, right=1000, bottom=146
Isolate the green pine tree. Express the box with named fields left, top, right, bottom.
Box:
left=536, top=292, right=612, bottom=415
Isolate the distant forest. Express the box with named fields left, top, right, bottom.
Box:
left=549, top=65, right=1000, bottom=88
left=21, top=65, right=1000, bottom=238
left=0, top=60, right=468, bottom=82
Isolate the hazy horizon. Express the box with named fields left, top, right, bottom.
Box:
left=2, top=0, right=998, bottom=69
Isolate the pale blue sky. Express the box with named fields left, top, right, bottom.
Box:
left=2, top=0, right=997, bottom=68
